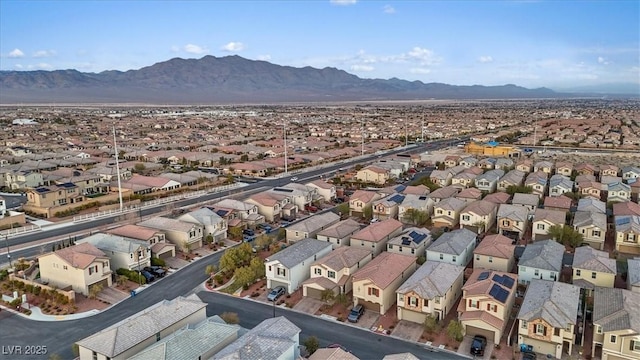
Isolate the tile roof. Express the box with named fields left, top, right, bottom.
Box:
left=382, top=353, right=420, bottom=360
left=352, top=252, right=416, bottom=289
left=178, top=207, right=224, bottom=226
left=572, top=246, right=616, bottom=273
left=313, top=246, right=371, bottom=271
left=350, top=190, right=379, bottom=203
left=287, top=212, right=340, bottom=234
left=628, top=258, right=640, bottom=288
left=396, top=261, right=464, bottom=299
left=387, top=227, right=432, bottom=248
left=138, top=216, right=202, bottom=233
left=77, top=233, right=149, bottom=254
left=310, top=348, right=360, bottom=360
left=76, top=294, right=207, bottom=358
left=351, top=218, right=403, bottom=243
left=573, top=211, right=607, bottom=230
left=427, top=228, right=477, bottom=256
left=316, top=219, right=362, bottom=239
left=497, top=204, right=529, bottom=222
left=434, top=197, right=467, bottom=212
left=543, top=195, right=572, bottom=210
left=213, top=316, right=301, bottom=360
left=593, top=287, right=640, bottom=333
left=517, top=279, right=579, bottom=328
left=512, top=193, right=539, bottom=207
left=518, top=240, right=565, bottom=272
left=266, top=238, right=332, bottom=269
left=459, top=310, right=505, bottom=331
left=576, top=198, right=606, bottom=214
left=533, top=208, right=566, bottom=225
left=106, top=224, right=162, bottom=241
left=462, top=200, right=497, bottom=217
left=39, top=242, right=108, bottom=269
left=483, top=192, right=511, bottom=205
left=474, top=234, right=515, bottom=259
left=428, top=186, right=460, bottom=200
left=612, top=201, right=640, bottom=217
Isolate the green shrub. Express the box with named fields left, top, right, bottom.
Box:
left=150, top=257, right=166, bottom=267
left=0, top=269, right=9, bottom=281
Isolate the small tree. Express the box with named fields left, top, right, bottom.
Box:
left=320, top=289, right=336, bottom=306
left=249, top=257, right=265, bottom=279
left=446, top=320, right=464, bottom=342
left=220, top=312, right=240, bottom=324
left=334, top=292, right=350, bottom=307
left=403, top=208, right=429, bottom=226
left=88, top=283, right=103, bottom=300
left=205, top=264, right=217, bottom=276
left=423, top=315, right=438, bottom=334
left=234, top=266, right=255, bottom=288
left=255, top=234, right=272, bottom=251
left=548, top=224, right=584, bottom=248
left=363, top=204, right=373, bottom=220
left=205, top=234, right=214, bottom=245
left=116, top=275, right=128, bottom=286
left=302, top=336, right=320, bottom=355
left=229, top=227, right=243, bottom=240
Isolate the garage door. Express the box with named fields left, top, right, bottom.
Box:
left=605, top=354, right=631, bottom=360
left=269, top=280, right=289, bottom=293
left=522, top=337, right=557, bottom=357
left=358, top=300, right=380, bottom=313
left=89, top=278, right=109, bottom=290
left=305, top=287, right=324, bottom=300
left=158, top=251, right=173, bottom=260
left=618, top=245, right=640, bottom=255
left=400, top=308, right=427, bottom=324
left=465, top=325, right=496, bottom=344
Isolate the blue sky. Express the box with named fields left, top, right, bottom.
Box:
left=1, top=0, right=638, bottom=90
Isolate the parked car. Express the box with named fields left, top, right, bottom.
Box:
left=258, top=223, right=273, bottom=233
left=305, top=204, right=318, bottom=212
left=139, top=270, right=155, bottom=283
left=521, top=353, right=537, bottom=360
left=146, top=266, right=166, bottom=278
left=470, top=335, right=487, bottom=356
left=243, top=229, right=255, bottom=236
left=267, top=286, right=286, bottom=301
left=290, top=176, right=299, bottom=181
left=347, top=304, right=364, bottom=323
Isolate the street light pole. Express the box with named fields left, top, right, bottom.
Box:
left=5, top=234, right=12, bottom=269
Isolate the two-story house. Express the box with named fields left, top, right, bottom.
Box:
left=577, top=198, right=607, bottom=214
left=577, top=181, right=604, bottom=200
left=474, top=234, right=516, bottom=272
left=599, top=164, right=619, bottom=179
left=432, top=197, right=467, bottom=228
left=106, top=224, right=176, bottom=260
left=396, top=261, right=464, bottom=323
left=459, top=200, right=497, bottom=234
left=286, top=212, right=341, bottom=243
left=622, top=166, right=640, bottom=183
left=302, top=246, right=372, bottom=298
left=349, top=218, right=403, bottom=256
left=352, top=252, right=417, bottom=315
left=497, top=204, right=530, bottom=240
left=458, top=269, right=517, bottom=345
left=398, top=194, right=434, bottom=224
left=517, top=280, right=579, bottom=359
left=549, top=175, right=574, bottom=197
left=316, top=218, right=362, bottom=248
left=614, top=215, right=640, bottom=254
left=573, top=211, right=607, bottom=250
left=592, top=287, right=640, bottom=360
left=628, top=258, right=640, bottom=293
left=497, top=169, right=526, bottom=192
left=306, top=179, right=336, bottom=202
left=455, top=188, right=483, bottom=203
left=516, top=159, right=534, bottom=173
left=429, top=169, right=453, bottom=187
left=517, top=240, right=565, bottom=285
left=349, top=190, right=382, bottom=217
left=512, top=193, right=540, bottom=216
left=356, top=165, right=391, bottom=185
left=532, top=208, right=567, bottom=241
left=608, top=182, right=632, bottom=203
left=428, top=186, right=461, bottom=203
left=214, top=198, right=265, bottom=226
left=38, top=242, right=112, bottom=296
left=372, top=193, right=405, bottom=221
left=76, top=233, right=151, bottom=271
left=178, top=207, right=228, bottom=242
left=525, top=171, right=549, bottom=198
left=386, top=227, right=432, bottom=258
left=474, top=169, right=505, bottom=193
left=451, top=171, right=479, bottom=188
left=426, top=228, right=477, bottom=267
left=554, top=162, right=573, bottom=177
left=245, top=191, right=290, bottom=222
left=265, top=238, right=333, bottom=294
left=138, top=217, right=204, bottom=252
left=534, top=161, right=554, bottom=175
left=543, top=195, right=572, bottom=213
left=572, top=246, right=616, bottom=295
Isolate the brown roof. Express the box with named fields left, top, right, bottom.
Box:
left=482, top=192, right=511, bottom=204
left=41, top=242, right=108, bottom=269
left=106, top=224, right=160, bottom=241
left=314, top=246, right=371, bottom=271
left=402, top=185, right=430, bottom=195
left=350, top=190, right=379, bottom=204
left=534, top=208, right=567, bottom=225
left=457, top=188, right=482, bottom=200
left=543, top=195, right=572, bottom=210
left=463, top=200, right=497, bottom=216
left=351, top=218, right=403, bottom=243
left=612, top=201, right=640, bottom=217
left=474, top=234, right=515, bottom=259
left=352, top=252, right=416, bottom=289
left=459, top=310, right=504, bottom=331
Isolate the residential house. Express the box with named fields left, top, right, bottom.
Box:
left=614, top=215, right=640, bottom=254
left=532, top=209, right=567, bottom=241
left=128, top=316, right=241, bottom=360
left=25, top=183, right=87, bottom=218
left=302, top=246, right=372, bottom=298
left=76, top=233, right=151, bottom=271
left=497, top=169, right=526, bottom=192
left=483, top=192, right=511, bottom=205
left=573, top=211, right=607, bottom=250
left=578, top=181, right=603, bottom=200
left=517, top=240, right=565, bottom=284
left=76, top=294, right=207, bottom=360
left=475, top=169, right=504, bottom=193
left=622, top=166, right=640, bottom=182
left=525, top=171, right=549, bottom=198
left=178, top=207, right=228, bottom=242
left=549, top=175, right=574, bottom=197
left=497, top=204, right=530, bottom=240
left=495, top=158, right=514, bottom=171
left=628, top=258, right=640, bottom=293
left=444, top=155, right=461, bottom=168
left=460, top=156, right=479, bottom=168
left=477, top=157, right=496, bottom=170
left=517, top=280, right=579, bottom=359
left=316, top=218, right=362, bottom=248
left=608, top=182, right=632, bottom=203
left=106, top=224, right=176, bottom=260
left=245, top=191, right=290, bottom=222
left=575, top=174, right=598, bottom=185
left=350, top=218, right=403, bottom=256
left=544, top=195, right=572, bottom=213
left=38, top=243, right=112, bottom=296
left=396, top=261, right=464, bottom=323
left=591, top=287, right=640, bottom=360
left=577, top=198, right=607, bottom=214
left=458, top=269, right=517, bottom=345
left=306, top=179, right=336, bottom=202
left=310, top=348, right=360, bottom=360
left=426, top=228, right=477, bottom=267
left=474, top=234, right=516, bottom=272
left=348, top=190, right=382, bottom=217
left=352, top=252, right=417, bottom=315
left=613, top=201, right=640, bottom=217
left=516, top=159, right=534, bottom=173
left=432, top=197, right=467, bottom=228
left=398, top=194, right=434, bottom=224
left=456, top=188, right=483, bottom=203
left=428, top=185, right=461, bottom=203
left=271, top=183, right=316, bottom=213
left=599, top=164, right=619, bottom=179
left=138, top=217, right=204, bottom=252
left=555, top=162, right=573, bottom=177
left=120, top=174, right=181, bottom=193
left=451, top=170, right=479, bottom=188
left=372, top=193, right=405, bottom=221
left=575, top=163, right=598, bottom=177
left=386, top=227, right=432, bottom=258
left=402, top=184, right=430, bottom=196
left=265, top=238, right=332, bottom=293
left=572, top=246, right=616, bottom=295
left=429, top=169, right=453, bottom=187
left=512, top=193, right=541, bottom=215
left=356, top=165, right=391, bottom=185
left=286, top=212, right=340, bottom=243
left=215, top=198, right=264, bottom=226
left=533, top=161, right=554, bottom=175
left=459, top=200, right=497, bottom=234
left=213, top=316, right=301, bottom=360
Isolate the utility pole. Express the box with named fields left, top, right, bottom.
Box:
left=5, top=234, right=12, bottom=269
left=421, top=119, right=425, bottom=143
left=533, top=125, right=537, bottom=147
left=283, top=122, right=288, bottom=174
left=361, top=117, right=365, bottom=156
left=405, top=120, right=408, bottom=147
left=113, top=125, right=123, bottom=211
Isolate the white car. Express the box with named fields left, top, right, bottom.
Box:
left=290, top=177, right=299, bottom=181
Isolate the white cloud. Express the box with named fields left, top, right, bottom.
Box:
left=330, top=0, right=357, bottom=5
left=383, top=5, right=395, bottom=14
left=478, top=56, right=493, bottom=63
left=33, top=50, right=56, bottom=58
left=350, top=64, right=374, bottom=72
left=14, top=64, right=23, bottom=69
left=27, top=63, right=53, bottom=70
left=9, top=48, right=24, bottom=58
left=222, top=42, right=245, bottom=52
left=170, top=45, right=180, bottom=53
left=401, top=47, right=441, bottom=66
left=183, top=44, right=208, bottom=55
left=597, top=56, right=609, bottom=65
left=410, top=68, right=431, bottom=74
left=257, top=54, right=271, bottom=61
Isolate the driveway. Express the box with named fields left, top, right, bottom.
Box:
left=391, top=320, right=424, bottom=342
left=458, top=335, right=493, bottom=360
left=96, top=286, right=129, bottom=304
left=350, top=308, right=380, bottom=330
left=164, top=256, right=189, bottom=269
left=293, top=297, right=324, bottom=315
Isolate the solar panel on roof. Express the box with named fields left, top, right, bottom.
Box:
left=489, top=284, right=509, bottom=303
left=418, top=196, right=427, bottom=200
left=215, top=210, right=228, bottom=217
left=478, top=271, right=490, bottom=281
left=409, top=231, right=428, bottom=244
left=273, top=188, right=294, bottom=193
left=492, top=274, right=515, bottom=289
left=35, top=187, right=50, bottom=193
left=389, top=194, right=405, bottom=204
left=59, top=182, right=76, bottom=188
left=616, top=217, right=631, bottom=225
left=401, top=237, right=411, bottom=246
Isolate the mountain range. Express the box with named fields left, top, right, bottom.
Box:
left=0, top=55, right=626, bottom=104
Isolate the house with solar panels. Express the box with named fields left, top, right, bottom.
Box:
left=457, top=269, right=517, bottom=345
left=386, top=227, right=432, bottom=258
left=372, top=193, right=405, bottom=221
left=614, top=215, right=640, bottom=254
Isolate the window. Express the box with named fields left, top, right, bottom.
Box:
left=439, top=254, right=444, bottom=260
left=156, top=332, right=161, bottom=341
left=534, top=269, right=539, bottom=276
left=452, top=256, right=457, bottom=262
left=63, top=265, right=68, bottom=270
left=462, top=215, right=470, bottom=221
left=398, top=294, right=404, bottom=302
left=388, top=244, right=393, bottom=249
left=476, top=255, right=480, bottom=261
left=268, top=266, right=272, bottom=271
left=437, top=209, right=443, bottom=215
left=399, top=246, right=403, bottom=252
left=632, top=340, right=640, bottom=352
left=314, top=268, right=322, bottom=275
left=368, top=287, right=379, bottom=297
left=469, top=299, right=478, bottom=308
left=409, top=297, right=418, bottom=306
left=277, top=268, right=286, bottom=276
left=593, top=230, right=601, bottom=237
left=423, top=299, right=429, bottom=307
left=576, top=269, right=581, bottom=276
left=536, top=324, right=546, bottom=336
left=537, top=224, right=545, bottom=230
left=592, top=272, right=597, bottom=279
left=92, top=351, right=98, bottom=360
left=411, top=249, right=415, bottom=255
left=610, top=335, right=617, bottom=343
left=328, top=271, right=336, bottom=279
left=554, top=328, right=560, bottom=336
left=488, top=256, right=493, bottom=263
left=521, top=320, right=527, bottom=329
left=596, top=325, right=602, bottom=334
left=336, top=239, right=340, bottom=244
left=502, top=220, right=510, bottom=227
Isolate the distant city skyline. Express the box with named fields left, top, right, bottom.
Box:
left=1, top=0, right=638, bottom=92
